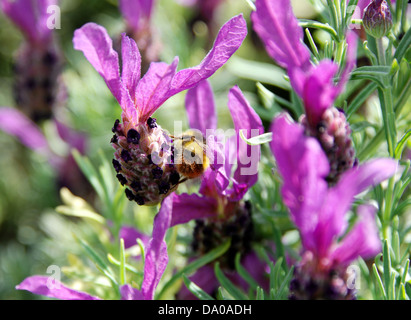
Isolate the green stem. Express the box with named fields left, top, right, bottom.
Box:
left=375, top=37, right=397, bottom=240
left=376, top=37, right=397, bottom=157
left=358, top=76, right=411, bottom=161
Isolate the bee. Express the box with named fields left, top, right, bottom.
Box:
left=170, top=129, right=210, bottom=180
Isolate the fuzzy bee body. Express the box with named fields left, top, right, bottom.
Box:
left=171, top=130, right=210, bottom=180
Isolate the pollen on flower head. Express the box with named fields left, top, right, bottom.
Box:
left=110, top=118, right=181, bottom=206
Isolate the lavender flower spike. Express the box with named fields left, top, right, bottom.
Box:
left=270, top=114, right=398, bottom=299
left=252, top=0, right=359, bottom=183
left=73, top=15, right=247, bottom=206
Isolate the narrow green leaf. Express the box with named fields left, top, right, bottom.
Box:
left=56, top=206, right=105, bottom=224
left=305, top=28, right=320, bottom=61
left=72, top=149, right=106, bottom=206
left=346, top=82, right=378, bottom=119
left=392, top=231, right=400, bottom=264
left=156, top=240, right=230, bottom=299
left=350, top=66, right=391, bottom=88
left=120, top=239, right=126, bottom=286
left=107, top=253, right=143, bottom=276
left=389, top=273, right=396, bottom=300
left=239, top=130, right=272, bottom=146
left=256, top=287, right=265, bottom=300
left=394, top=26, right=411, bottom=62
left=383, top=240, right=392, bottom=298
left=400, top=259, right=410, bottom=285
left=372, top=263, right=387, bottom=299
left=395, top=129, right=411, bottom=160
left=182, top=274, right=215, bottom=300
left=137, top=238, right=145, bottom=266
left=298, top=19, right=338, bottom=41
left=274, top=265, right=294, bottom=300
left=214, top=262, right=249, bottom=300
left=216, top=287, right=230, bottom=300
left=272, top=257, right=284, bottom=290
left=78, top=238, right=118, bottom=288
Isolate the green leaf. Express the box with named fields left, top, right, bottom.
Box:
left=274, top=266, right=294, bottom=300
left=394, top=26, right=411, bottom=63
left=298, top=19, right=338, bottom=41
left=107, top=253, right=143, bottom=277
left=256, top=287, right=265, bottom=300
left=239, top=130, right=272, bottom=146
left=350, top=66, right=391, bottom=88
left=395, top=129, right=411, bottom=160
left=383, top=240, right=392, bottom=299
left=78, top=237, right=118, bottom=290
left=214, top=262, right=249, bottom=300
left=346, top=82, right=378, bottom=119
left=182, top=274, right=215, bottom=300
left=119, top=238, right=126, bottom=286
left=372, top=263, right=387, bottom=299
left=156, top=240, right=231, bottom=299
left=72, top=149, right=106, bottom=204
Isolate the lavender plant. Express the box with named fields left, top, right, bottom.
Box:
left=0, top=0, right=409, bottom=302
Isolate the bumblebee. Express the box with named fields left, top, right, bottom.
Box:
left=170, top=129, right=210, bottom=180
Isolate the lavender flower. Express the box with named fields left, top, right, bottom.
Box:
left=270, top=114, right=398, bottom=299
left=0, top=107, right=89, bottom=197
left=1, top=0, right=65, bottom=122
left=251, top=0, right=358, bottom=184
left=172, top=80, right=269, bottom=298
left=16, top=195, right=173, bottom=300
left=73, top=15, right=247, bottom=206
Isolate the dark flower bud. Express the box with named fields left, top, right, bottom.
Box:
left=363, top=0, right=393, bottom=38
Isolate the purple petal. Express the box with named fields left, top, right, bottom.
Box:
left=119, top=226, right=150, bottom=249
left=16, top=276, right=101, bottom=300
left=171, top=193, right=217, bottom=227
left=140, top=194, right=173, bottom=300
left=251, top=0, right=311, bottom=72
left=0, top=107, right=49, bottom=154
left=120, top=284, right=144, bottom=300
left=54, top=119, right=87, bottom=154
left=185, top=80, right=217, bottom=136
left=134, top=58, right=179, bottom=123
left=119, top=0, right=154, bottom=33
left=315, top=158, right=397, bottom=256
left=0, top=0, right=55, bottom=44
left=301, top=60, right=340, bottom=127
left=331, top=205, right=382, bottom=265
left=270, top=114, right=329, bottom=249
left=168, top=14, right=247, bottom=95
left=228, top=86, right=263, bottom=189
left=73, top=23, right=123, bottom=106
left=121, top=33, right=141, bottom=105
